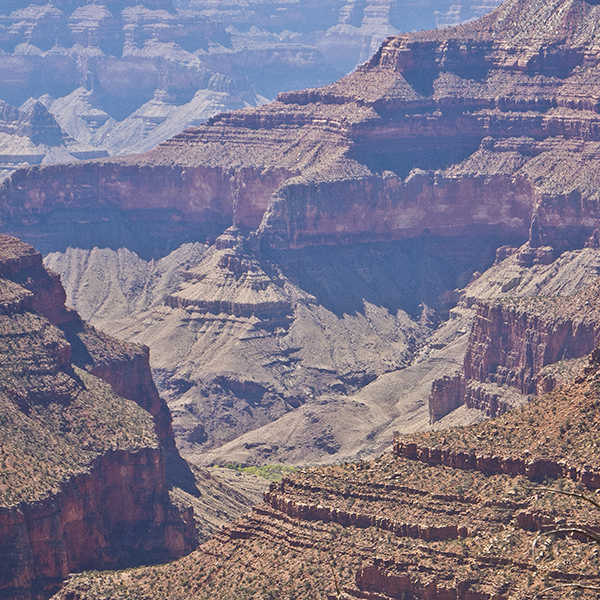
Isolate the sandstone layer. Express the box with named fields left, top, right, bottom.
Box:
left=47, top=229, right=508, bottom=466
left=52, top=346, right=600, bottom=600
left=18, top=0, right=600, bottom=469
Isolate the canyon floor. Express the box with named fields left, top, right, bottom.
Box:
left=45, top=237, right=600, bottom=469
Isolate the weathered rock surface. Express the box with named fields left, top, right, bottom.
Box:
left=0, top=234, right=199, bottom=599
left=0, top=97, right=107, bottom=182
left=429, top=246, right=600, bottom=422
left=17, top=0, right=600, bottom=471
left=45, top=237, right=600, bottom=466
left=51, top=347, right=600, bottom=600
left=5, top=0, right=600, bottom=259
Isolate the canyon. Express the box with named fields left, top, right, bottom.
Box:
left=0, top=0, right=500, bottom=178
left=0, top=233, right=268, bottom=599
left=5, top=0, right=600, bottom=596
left=18, top=0, right=600, bottom=468
left=52, top=344, right=600, bottom=599
left=0, top=232, right=193, bottom=599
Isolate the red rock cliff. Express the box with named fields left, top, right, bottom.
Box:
left=0, top=234, right=196, bottom=599
left=429, top=275, right=600, bottom=421
left=0, top=449, right=195, bottom=600
left=4, top=0, right=600, bottom=255
left=48, top=350, right=600, bottom=599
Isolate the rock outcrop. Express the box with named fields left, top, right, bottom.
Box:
left=429, top=253, right=600, bottom=422
left=0, top=98, right=107, bottom=182
left=164, top=227, right=293, bottom=320
left=18, top=0, right=600, bottom=467
left=0, top=233, right=197, bottom=599
left=46, top=230, right=600, bottom=467
left=52, top=346, right=600, bottom=600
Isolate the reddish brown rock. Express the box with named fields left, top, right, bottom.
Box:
left=0, top=234, right=197, bottom=599
left=430, top=276, right=600, bottom=420
left=49, top=351, right=600, bottom=599
left=0, top=449, right=195, bottom=600
left=428, top=373, right=465, bottom=423
left=6, top=0, right=600, bottom=256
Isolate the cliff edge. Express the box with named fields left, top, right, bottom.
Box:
left=52, top=343, right=600, bottom=599
left=0, top=234, right=197, bottom=600
left=3, top=0, right=600, bottom=257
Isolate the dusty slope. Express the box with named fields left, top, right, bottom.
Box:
left=45, top=233, right=497, bottom=466
left=52, top=346, right=600, bottom=600
left=45, top=236, right=600, bottom=467
left=24, top=0, right=600, bottom=471
left=0, top=233, right=275, bottom=598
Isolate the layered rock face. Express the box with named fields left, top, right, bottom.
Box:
left=45, top=223, right=600, bottom=467
left=0, top=98, right=107, bottom=182
left=47, top=230, right=503, bottom=466
left=0, top=0, right=341, bottom=172
left=429, top=246, right=600, bottom=422
left=5, top=0, right=600, bottom=256
left=53, top=347, right=600, bottom=600
left=17, top=0, right=600, bottom=466
left=0, top=232, right=179, bottom=456
left=0, top=233, right=197, bottom=599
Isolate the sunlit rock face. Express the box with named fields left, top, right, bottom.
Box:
left=5, top=0, right=600, bottom=255
left=0, top=234, right=197, bottom=600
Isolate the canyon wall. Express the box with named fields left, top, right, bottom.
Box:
left=0, top=233, right=196, bottom=599
left=429, top=256, right=600, bottom=422
left=5, top=0, right=600, bottom=258
left=0, top=0, right=497, bottom=168
left=0, top=233, right=181, bottom=456
left=0, top=449, right=195, bottom=600
left=51, top=343, right=600, bottom=599
left=24, top=0, right=600, bottom=468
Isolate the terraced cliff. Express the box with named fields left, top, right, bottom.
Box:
left=52, top=345, right=600, bottom=600
left=0, top=234, right=199, bottom=600
left=4, top=0, right=600, bottom=257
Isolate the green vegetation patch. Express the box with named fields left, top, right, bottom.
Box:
left=220, top=463, right=298, bottom=482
